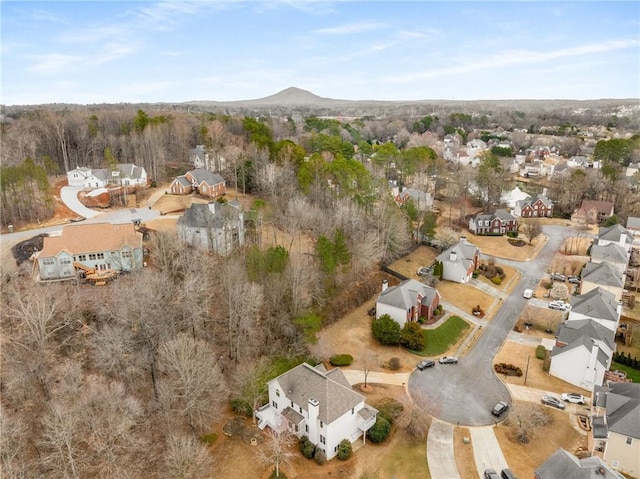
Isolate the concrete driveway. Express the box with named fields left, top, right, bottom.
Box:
left=408, top=226, right=579, bottom=426
left=60, top=186, right=102, bottom=218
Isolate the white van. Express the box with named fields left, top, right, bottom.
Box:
left=523, top=289, right=533, bottom=299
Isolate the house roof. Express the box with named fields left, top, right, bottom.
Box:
left=177, top=201, right=242, bottom=229
left=590, top=242, right=628, bottom=264
left=593, top=383, right=640, bottom=439
left=518, top=194, right=552, bottom=208
left=173, top=176, right=191, bottom=187
left=377, top=279, right=439, bottom=311
left=598, top=224, right=633, bottom=244
left=473, top=209, right=516, bottom=223
left=581, top=262, right=624, bottom=289
left=38, top=223, right=142, bottom=257
left=534, top=448, right=621, bottom=479
left=271, top=363, right=370, bottom=424
left=555, top=319, right=614, bottom=351
left=570, top=287, right=619, bottom=323
left=627, top=216, right=640, bottom=230
left=436, top=238, right=479, bottom=269
left=579, top=200, right=614, bottom=215
left=115, top=163, right=145, bottom=179
left=89, top=169, right=110, bottom=181
left=188, top=168, right=225, bottom=186
left=551, top=334, right=610, bottom=367
left=190, top=145, right=206, bottom=163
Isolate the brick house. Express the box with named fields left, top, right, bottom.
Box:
left=169, top=169, right=226, bottom=199
left=512, top=194, right=553, bottom=218
left=468, top=209, right=518, bottom=235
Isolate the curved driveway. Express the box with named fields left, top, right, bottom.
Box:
left=60, top=186, right=102, bottom=218
left=408, top=226, right=573, bottom=426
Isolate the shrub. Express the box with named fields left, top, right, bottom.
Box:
left=400, top=322, right=426, bottom=351
left=299, top=436, right=315, bottom=459
left=472, top=270, right=479, bottom=278
left=337, top=439, right=352, bottom=460
left=330, top=354, right=353, bottom=367
left=434, top=304, right=443, bottom=315
left=388, top=357, right=402, bottom=371
left=491, top=276, right=502, bottom=285
left=535, top=345, right=546, bottom=360
left=372, top=314, right=401, bottom=346
left=269, top=470, right=287, bottom=479
left=200, top=433, right=218, bottom=446
left=313, top=448, right=326, bottom=465
left=231, top=398, right=252, bottom=417
left=374, top=398, right=404, bottom=424
left=368, top=417, right=391, bottom=444
left=494, top=363, right=523, bottom=376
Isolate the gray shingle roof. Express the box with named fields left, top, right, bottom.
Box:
left=115, top=163, right=144, bottom=179
left=551, top=335, right=610, bottom=367
left=596, top=383, right=640, bottom=439
left=473, top=209, right=517, bottom=223
left=590, top=242, right=628, bottom=264
left=534, top=448, right=621, bottom=479
left=436, top=238, right=479, bottom=270
left=377, top=279, right=439, bottom=310
left=555, top=319, right=614, bottom=351
left=177, top=201, right=242, bottom=229
left=188, top=168, right=225, bottom=187
left=570, top=287, right=619, bottom=323
left=581, top=262, right=624, bottom=288
left=598, top=224, right=633, bottom=244
left=272, top=363, right=369, bottom=424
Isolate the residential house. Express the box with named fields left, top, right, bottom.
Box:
left=580, top=262, right=625, bottom=302
left=468, top=209, right=518, bottom=235
left=626, top=217, right=640, bottom=237
left=512, top=194, right=553, bottom=218
left=189, top=145, right=209, bottom=169
left=394, top=187, right=434, bottom=210
left=568, top=156, right=589, bottom=168
left=590, top=242, right=629, bottom=275
left=67, top=164, right=147, bottom=188
left=569, top=287, right=621, bottom=332
left=435, top=238, right=480, bottom=283
left=169, top=169, right=226, bottom=199
left=255, top=363, right=378, bottom=461
left=500, top=186, right=530, bottom=209
left=177, top=201, right=244, bottom=256
left=591, top=382, right=640, bottom=478
left=598, top=224, right=634, bottom=253
left=375, top=279, right=441, bottom=327
left=549, top=319, right=614, bottom=390
left=34, top=223, right=143, bottom=281
left=571, top=200, right=615, bottom=225
left=534, top=448, right=625, bottom=479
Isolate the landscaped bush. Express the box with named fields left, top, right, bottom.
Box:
left=367, top=417, right=391, bottom=443
left=388, top=357, right=402, bottom=371
left=506, top=231, right=518, bottom=238
left=230, top=398, right=252, bottom=417
left=472, top=270, right=479, bottom=278
left=536, top=345, right=546, bottom=360
left=299, top=436, right=315, bottom=459
left=400, top=322, right=426, bottom=351
left=494, top=363, right=523, bottom=376
left=434, top=304, right=443, bottom=316
left=330, top=354, right=353, bottom=367
left=313, top=448, right=326, bottom=465
left=372, top=314, right=401, bottom=346
left=491, top=276, right=502, bottom=285
left=373, top=398, right=404, bottom=424
left=337, top=439, right=352, bottom=460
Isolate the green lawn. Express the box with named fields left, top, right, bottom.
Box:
left=410, top=315, right=470, bottom=356
left=611, top=362, right=640, bottom=383
left=377, top=436, right=430, bottom=479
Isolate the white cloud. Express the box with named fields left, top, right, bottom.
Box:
left=313, top=20, right=385, bottom=35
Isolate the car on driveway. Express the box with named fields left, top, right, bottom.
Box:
left=550, top=273, right=566, bottom=282
left=567, top=275, right=581, bottom=284
left=549, top=300, right=571, bottom=311
left=417, top=266, right=432, bottom=276
left=541, top=395, right=566, bottom=410
left=562, top=393, right=586, bottom=404
left=439, top=356, right=458, bottom=364
left=484, top=470, right=499, bottom=479
left=417, top=359, right=435, bottom=370
left=491, top=401, right=509, bottom=417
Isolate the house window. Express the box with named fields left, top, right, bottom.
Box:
left=299, top=407, right=302, bottom=414
left=352, top=408, right=355, bottom=415
left=320, top=421, right=323, bottom=428
left=291, top=400, right=294, bottom=407
left=626, top=437, right=633, bottom=445
left=275, top=389, right=280, bottom=397
left=122, top=251, right=132, bottom=258
left=334, top=446, right=339, bottom=453
left=272, top=401, right=277, bottom=409
left=42, top=258, right=55, bottom=265
left=305, top=425, right=308, bottom=433
left=320, top=435, right=325, bottom=445
left=97, top=253, right=104, bottom=259
left=89, top=254, right=97, bottom=260
left=60, top=258, right=71, bottom=265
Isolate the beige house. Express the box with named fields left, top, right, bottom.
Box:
left=580, top=262, right=625, bottom=303
left=591, top=383, right=640, bottom=478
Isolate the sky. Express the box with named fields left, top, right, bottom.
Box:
left=1, top=1, right=639, bottom=105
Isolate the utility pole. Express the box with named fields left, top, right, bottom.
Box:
left=524, top=355, right=530, bottom=385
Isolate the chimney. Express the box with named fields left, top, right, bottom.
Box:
left=382, top=280, right=388, bottom=292
left=450, top=251, right=457, bottom=262
left=307, top=398, right=319, bottom=444
left=619, top=233, right=626, bottom=247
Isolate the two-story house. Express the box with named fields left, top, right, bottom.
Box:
left=468, top=209, right=518, bottom=235
left=571, top=200, right=615, bottom=225
left=169, top=169, right=226, bottom=199
left=580, top=263, right=625, bottom=303
left=591, top=382, right=640, bottom=478
left=435, top=238, right=480, bottom=284
left=67, top=164, right=147, bottom=188
left=535, top=448, right=624, bottom=479
left=255, top=363, right=378, bottom=460
left=512, top=194, right=553, bottom=218
left=375, top=279, right=440, bottom=327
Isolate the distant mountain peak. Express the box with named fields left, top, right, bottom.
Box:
left=249, top=87, right=329, bottom=105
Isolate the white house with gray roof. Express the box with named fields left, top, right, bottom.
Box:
left=255, top=363, right=377, bottom=460
left=598, top=224, right=634, bottom=253
left=436, top=237, right=480, bottom=283
left=590, top=242, right=629, bottom=274
left=534, top=448, right=625, bottom=479
left=568, top=287, right=621, bottom=332
left=591, top=383, right=640, bottom=478
left=375, top=279, right=441, bottom=327
left=67, top=164, right=147, bottom=188
left=550, top=319, right=614, bottom=390
left=177, top=201, right=244, bottom=255
left=581, top=263, right=625, bottom=302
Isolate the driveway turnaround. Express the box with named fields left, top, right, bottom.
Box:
left=427, top=418, right=461, bottom=479
left=408, top=226, right=576, bottom=426
left=470, top=426, right=509, bottom=473
left=60, top=186, right=102, bottom=218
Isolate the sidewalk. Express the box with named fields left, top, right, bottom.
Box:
left=470, top=426, right=509, bottom=473
left=427, top=419, right=460, bottom=479
left=341, top=369, right=409, bottom=387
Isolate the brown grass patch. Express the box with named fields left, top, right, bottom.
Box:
left=436, top=281, right=495, bottom=318
left=453, top=427, right=477, bottom=479
left=465, top=233, right=546, bottom=262
left=516, top=304, right=565, bottom=337
left=385, top=245, right=438, bottom=279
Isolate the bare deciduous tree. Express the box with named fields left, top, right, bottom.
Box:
left=256, top=423, right=296, bottom=478
left=162, top=434, right=213, bottom=479
left=520, top=218, right=543, bottom=245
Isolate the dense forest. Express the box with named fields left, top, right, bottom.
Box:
left=1, top=100, right=640, bottom=477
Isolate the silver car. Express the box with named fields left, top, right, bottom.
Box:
left=439, top=356, right=458, bottom=364
left=541, top=395, right=566, bottom=410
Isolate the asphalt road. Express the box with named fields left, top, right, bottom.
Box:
left=408, top=226, right=572, bottom=426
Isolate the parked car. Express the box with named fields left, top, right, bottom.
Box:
left=439, top=356, right=458, bottom=364
left=500, top=468, right=517, bottom=479
left=491, top=401, right=509, bottom=417
left=367, top=306, right=376, bottom=316
left=567, top=276, right=581, bottom=284
left=562, top=393, right=586, bottom=404
left=417, top=359, right=435, bottom=370
left=484, top=470, right=500, bottom=479
left=550, top=273, right=566, bottom=282
left=417, top=266, right=432, bottom=276
left=548, top=300, right=571, bottom=311
left=541, top=395, right=566, bottom=410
